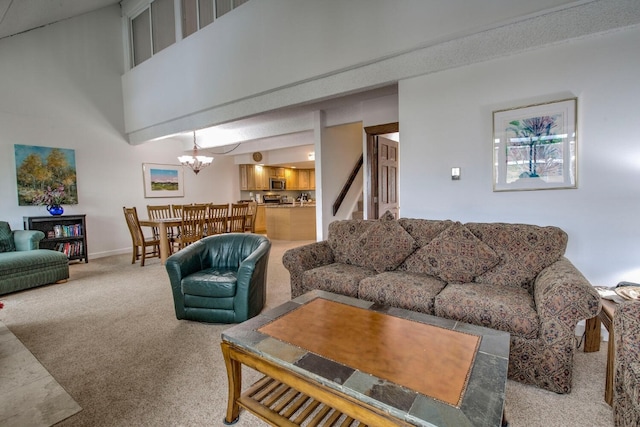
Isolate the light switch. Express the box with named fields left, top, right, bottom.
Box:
left=451, top=167, right=461, bottom=180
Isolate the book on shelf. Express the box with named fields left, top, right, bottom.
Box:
left=55, top=241, right=84, bottom=258
left=51, top=224, right=82, bottom=238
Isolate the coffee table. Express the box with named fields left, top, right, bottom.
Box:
left=221, top=290, right=510, bottom=426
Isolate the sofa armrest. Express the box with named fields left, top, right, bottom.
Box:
left=615, top=301, right=640, bottom=357
left=534, top=257, right=601, bottom=339
left=235, top=239, right=271, bottom=320
left=283, top=241, right=334, bottom=298
left=165, top=241, right=206, bottom=317
left=614, top=301, right=640, bottom=400
left=13, top=230, right=45, bottom=251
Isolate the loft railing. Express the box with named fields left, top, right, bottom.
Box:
left=333, top=154, right=363, bottom=216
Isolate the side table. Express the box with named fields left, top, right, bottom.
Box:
left=584, top=298, right=616, bottom=405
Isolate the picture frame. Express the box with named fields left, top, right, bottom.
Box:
left=493, top=98, right=577, bottom=192
left=142, top=163, right=184, bottom=198
left=14, top=144, right=79, bottom=206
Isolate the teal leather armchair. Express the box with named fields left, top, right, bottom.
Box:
left=165, top=233, right=271, bottom=323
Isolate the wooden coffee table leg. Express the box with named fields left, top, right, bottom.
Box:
left=221, top=342, right=241, bottom=424
left=605, top=327, right=614, bottom=405
left=584, top=316, right=601, bottom=352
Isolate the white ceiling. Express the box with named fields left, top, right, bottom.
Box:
left=0, top=0, right=119, bottom=40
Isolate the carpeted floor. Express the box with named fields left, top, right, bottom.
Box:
left=0, top=239, right=613, bottom=426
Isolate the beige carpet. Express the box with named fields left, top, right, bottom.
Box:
left=0, top=239, right=613, bottom=426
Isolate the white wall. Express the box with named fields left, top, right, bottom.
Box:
left=122, top=0, right=629, bottom=144
left=319, top=123, right=364, bottom=237
left=399, top=25, right=640, bottom=286
left=0, top=6, right=238, bottom=259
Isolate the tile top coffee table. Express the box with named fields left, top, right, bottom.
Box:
left=221, top=290, right=510, bottom=426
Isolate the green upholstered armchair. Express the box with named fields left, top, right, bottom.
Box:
left=165, top=233, right=271, bottom=323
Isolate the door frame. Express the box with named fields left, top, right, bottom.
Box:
left=364, top=122, right=399, bottom=220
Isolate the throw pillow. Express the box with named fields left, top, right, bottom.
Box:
left=356, top=211, right=417, bottom=273
left=404, top=222, right=500, bottom=283
left=0, top=222, right=16, bottom=253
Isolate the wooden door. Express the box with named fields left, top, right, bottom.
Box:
left=377, top=136, right=399, bottom=218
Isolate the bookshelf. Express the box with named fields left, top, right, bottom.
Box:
left=23, top=214, right=88, bottom=263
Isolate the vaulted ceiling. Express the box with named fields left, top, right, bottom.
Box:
left=0, top=0, right=119, bottom=40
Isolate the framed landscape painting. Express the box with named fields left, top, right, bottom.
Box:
left=14, top=144, right=79, bottom=206
left=142, top=163, right=184, bottom=198
left=493, top=98, right=577, bottom=192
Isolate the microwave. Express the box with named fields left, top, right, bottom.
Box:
left=269, top=178, right=286, bottom=190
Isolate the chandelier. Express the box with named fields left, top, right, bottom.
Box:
left=178, top=131, right=214, bottom=175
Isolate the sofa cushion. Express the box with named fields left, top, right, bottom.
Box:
left=327, top=220, right=375, bottom=266
left=466, top=222, right=568, bottom=291
left=181, top=267, right=237, bottom=298
left=434, top=283, right=539, bottom=339
left=0, top=249, right=68, bottom=276
left=0, top=222, right=15, bottom=253
left=358, top=271, right=447, bottom=315
left=355, top=211, right=417, bottom=273
left=398, top=218, right=454, bottom=247
left=402, top=222, right=500, bottom=283
left=302, top=263, right=377, bottom=297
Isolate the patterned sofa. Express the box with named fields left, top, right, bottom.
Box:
left=614, top=300, right=640, bottom=426
left=283, top=213, right=601, bottom=393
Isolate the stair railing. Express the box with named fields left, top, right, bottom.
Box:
left=333, top=154, right=363, bottom=216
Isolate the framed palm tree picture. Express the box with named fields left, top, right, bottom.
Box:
left=493, top=98, right=577, bottom=191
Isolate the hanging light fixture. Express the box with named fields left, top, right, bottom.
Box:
left=178, top=131, right=214, bottom=175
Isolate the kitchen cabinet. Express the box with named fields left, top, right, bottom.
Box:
left=298, top=169, right=310, bottom=190
left=255, top=166, right=268, bottom=190
left=265, top=205, right=316, bottom=240
left=239, top=165, right=248, bottom=190
left=240, top=165, right=314, bottom=191
left=285, top=168, right=298, bottom=190
left=270, top=167, right=285, bottom=178
left=254, top=205, right=266, bottom=233
left=239, top=165, right=269, bottom=190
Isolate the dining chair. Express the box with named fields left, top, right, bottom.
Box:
left=147, top=204, right=173, bottom=234
left=228, top=203, right=248, bottom=233
left=243, top=201, right=258, bottom=233
left=123, top=206, right=160, bottom=267
left=171, top=204, right=186, bottom=218
left=207, top=203, right=230, bottom=235
left=173, top=204, right=207, bottom=249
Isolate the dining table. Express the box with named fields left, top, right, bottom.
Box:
left=138, top=217, right=181, bottom=265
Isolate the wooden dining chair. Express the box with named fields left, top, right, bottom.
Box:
left=228, top=203, right=248, bottom=233
left=173, top=204, right=207, bottom=249
left=207, top=203, right=230, bottom=235
left=243, top=201, right=258, bottom=233
left=147, top=204, right=173, bottom=235
left=171, top=204, right=186, bottom=219
left=123, top=206, right=160, bottom=267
